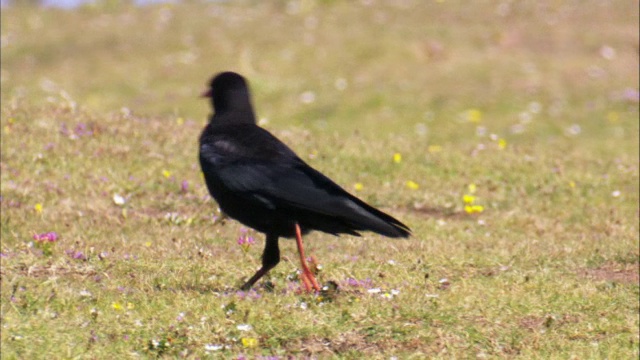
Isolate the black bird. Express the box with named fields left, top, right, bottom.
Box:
left=199, top=72, right=411, bottom=292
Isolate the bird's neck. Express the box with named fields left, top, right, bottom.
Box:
left=211, top=109, right=256, bottom=125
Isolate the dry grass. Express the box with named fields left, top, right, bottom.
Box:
left=1, top=1, right=639, bottom=359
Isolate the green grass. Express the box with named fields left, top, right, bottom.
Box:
left=1, top=1, right=639, bottom=358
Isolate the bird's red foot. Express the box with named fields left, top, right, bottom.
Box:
left=295, top=223, right=321, bottom=293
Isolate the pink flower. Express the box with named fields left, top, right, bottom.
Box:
left=237, top=230, right=255, bottom=253
left=33, top=232, right=58, bottom=242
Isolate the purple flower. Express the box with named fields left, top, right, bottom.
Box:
left=65, top=249, right=86, bottom=260
left=33, top=232, right=58, bottom=242
left=620, top=87, right=638, bottom=102
left=176, top=312, right=185, bottom=322
left=343, top=277, right=373, bottom=288
left=74, top=123, right=93, bottom=137
left=237, top=231, right=256, bottom=254
left=181, top=180, right=189, bottom=192
left=60, top=123, right=70, bottom=136
left=236, top=289, right=261, bottom=300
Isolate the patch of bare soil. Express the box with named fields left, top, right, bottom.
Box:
left=579, top=263, right=639, bottom=285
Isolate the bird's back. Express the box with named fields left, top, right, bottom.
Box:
left=199, top=123, right=409, bottom=239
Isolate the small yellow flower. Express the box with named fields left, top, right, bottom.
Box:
left=498, top=138, right=507, bottom=150
left=427, top=145, right=442, bottom=153
left=145, top=241, right=152, bottom=247
left=176, top=117, right=184, bottom=125
left=464, top=205, right=484, bottom=214
left=112, top=302, right=123, bottom=311
left=162, top=170, right=171, bottom=178
left=569, top=181, right=576, bottom=188
left=127, top=302, right=135, bottom=310
left=34, top=203, right=43, bottom=213
left=466, top=109, right=482, bottom=123
left=241, top=337, right=258, bottom=348
left=607, top=111, right=619, bottom=123
left=393, top=153, right=402, bottom=163
left=406, top=180, right=419, bottom=190
left=463, top=194, right=475, bottom=204
left=468, top=183, right=477, bottom=194
left=354, top=182, right=364, bottom=191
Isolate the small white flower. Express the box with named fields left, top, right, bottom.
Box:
left=600, top=45, right=616, bottom=60
left=335, top=78, right=348, bottom=91
left=391, top=289, right=400, bottom=296
left=112, top=193, right=126, bottom=206
left=611, top=190, right=621, bottom=197
left=510, top=123, right=525, bottom=134
left=415, top=123, right=428, bottom=136
left=519, top=111, right=533, bottom=123
left=387, top=260, right=396, bottom=266
left=528, top=101, right=542, bottom=114
left=565, top=124, right=581, bottom=136
left=236, top=324, right=252, bottom=332
left=367, top=288, right=381, bottom=294
left=79, top=290, right=92, bottom=297
left=300, top=302, right=308, bottom=310
left=300, top=91, right=316, bottom=104
left=204, top=344, right=223, bottom=351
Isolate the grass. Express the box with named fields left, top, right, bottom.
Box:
left=1, top=0, right=639, bottom=358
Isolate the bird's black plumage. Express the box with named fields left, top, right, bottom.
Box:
left=199, top=72, right=411, bottom=290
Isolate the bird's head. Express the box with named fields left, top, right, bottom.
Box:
left=202, top=72, right=253, bottom=113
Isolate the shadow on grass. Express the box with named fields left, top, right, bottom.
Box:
left=402, top=206, right=472, bottom=221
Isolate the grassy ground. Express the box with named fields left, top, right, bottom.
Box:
left=1, top=1, right=638, bottom=359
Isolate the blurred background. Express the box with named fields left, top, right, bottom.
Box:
left=2, top=0, right=638, bottom=138
left=1, top=1, right=638, bottom=358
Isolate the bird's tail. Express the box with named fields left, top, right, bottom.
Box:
left=340, top=194, right=411, bottom=238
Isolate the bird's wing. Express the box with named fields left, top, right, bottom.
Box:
left=266, top=163, right=410, bottom=237
left=200, top=125, right=410, bottom=237
left=207, top=156, right=409, bottom=237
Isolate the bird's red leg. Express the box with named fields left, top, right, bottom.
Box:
left=295, top=223, right=321, bottom=292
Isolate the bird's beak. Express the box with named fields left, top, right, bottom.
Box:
left=200, top=89, right=212, bottom=98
